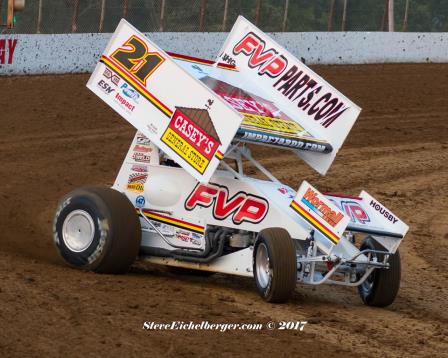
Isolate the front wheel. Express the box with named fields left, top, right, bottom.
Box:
left=253, top=228, right=297, bottom=303
left=358, top=236, right=401, bottom=307
left=53, top=186, right=141, bottom=274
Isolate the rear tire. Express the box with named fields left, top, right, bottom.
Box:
left=358, top=236, right=401, bottom=307
left=253, top=228, right=297, bottom=303
left=53, top=186, right=141, bottom=274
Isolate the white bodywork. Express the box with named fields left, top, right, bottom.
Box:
left=113, top=131, right=408, bottom=281
left=86, top=17, right=408, bottom=285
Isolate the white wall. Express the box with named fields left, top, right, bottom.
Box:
left=0, top=32, right=447, bottom=75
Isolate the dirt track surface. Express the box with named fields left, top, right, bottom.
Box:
left=1, top=64, right=448, bottom=357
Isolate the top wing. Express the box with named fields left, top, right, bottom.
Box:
left=216, top=16, right=362, bottom=175
left=86, top=20, right=243, bottom=183
left=171, top=52, right=332, bottom=154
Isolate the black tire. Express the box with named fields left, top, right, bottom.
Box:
left=358, top=236, right=401, bottom=307
left=253, top=228, right=297, bottom=303
left=53, top=186, right=141, bottom=274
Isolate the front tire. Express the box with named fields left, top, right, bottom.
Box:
left=358, top=236, right=401, bottom=307
left=53, top=186, right=141, bottom=274
left=253, top=228, right=297, bottom=303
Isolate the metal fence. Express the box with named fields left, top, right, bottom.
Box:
left=1, top=0, right=447, bottom=34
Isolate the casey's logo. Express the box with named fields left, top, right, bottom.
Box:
left=185, top=183, right=269, bottom=225
left=169, top=108, right=220, bottom=159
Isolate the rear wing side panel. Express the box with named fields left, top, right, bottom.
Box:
left=325, top=192, right=409, bottom=253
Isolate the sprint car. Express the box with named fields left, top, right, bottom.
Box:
left=54, top=17, right=409, bottom=305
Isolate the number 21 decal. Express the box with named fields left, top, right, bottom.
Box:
left=111, top=35, right=165, bottom=86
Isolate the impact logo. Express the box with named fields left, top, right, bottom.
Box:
left=301, top=188, right=344, bottom=227
left=233, top=32, right=288, bottom=78
left=185, top=183, right=269, bottom=225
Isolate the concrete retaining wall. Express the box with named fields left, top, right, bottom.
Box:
left=1, top=32, right=447, bottom=75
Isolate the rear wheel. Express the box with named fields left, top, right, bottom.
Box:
left=358, top=236, right=401, bottom=307
left=53, top=186, right=141, bottom=274
left=253, top=228, right=297, bottom=303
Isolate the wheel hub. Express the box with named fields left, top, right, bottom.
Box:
left=256, top=243, right=271, bottom=288
left=62, top=209, right=95, bottom=252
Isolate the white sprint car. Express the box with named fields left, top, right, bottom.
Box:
left=54, top=17, right=408, bottom=305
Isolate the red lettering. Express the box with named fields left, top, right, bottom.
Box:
left=248, top=45, right=276, bottom=68
left=234, top=197, right=268, bottom=224
left=233, top=33, right=260, bottom=56
left=7, top=39, right=17, bottom=64
left=259, top=56, right=288, bottom=77
left=214, top=191, right=245, bottom=219
left=185, top=184, right=268, bottom=224
left=185, top=184, right=218, bottom=210
left=0, top=39, right=5, bottom=64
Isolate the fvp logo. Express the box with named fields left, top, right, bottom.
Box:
left=232, top=32, right=288, bottom=78
left=185, top=183, right=269, bottom=225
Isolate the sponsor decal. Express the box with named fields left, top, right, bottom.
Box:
left=161, top=107, right=221, bottom=174
left=138, top=209, right=205, bottom=234
left=231, top=32, right=348, bottom=128
left=135, top=195, right=146, bottom=208
left=97, top=79, right=115, bottom=94
left=290, top=200, right=341, bottom=245
left=233, top=32, right=288, bottom=78
left=141, top=219, right=174, bottom=236
left=0, top=39, right=17, bottom=65
left=290, top=183, right=349, bottom=246
left=133, top=144, right=152, bottom=153
left=101, top=36, right=172, bottom=118
left=329, top=199, right=370, bottom=225
left=115, top=92, right=135, bottom=112
left=277, top=187, right=295, bottom=199
left=121, top=83, right=140, bottom=103
left=242, top=113, right=306, bottom=135
left=127, top=173, right=148, bottom=193
left=175, top=229, right=202, bottom=247
left=301, top=188, right=344, bottom=227
left=185, top=183, right=269, bottom=225
left=369, top=199, right=398, bottom=224
left=103, top=67, right=120, bottom=86
left=240, top=131, right=328, bottom=152
left=131, top=164, right=148, bottom=173
left=132, top=152, right=151, bottom=163
left=136, top=133, right=151, bottom=145
left=222, top=95, right=270, bottom=116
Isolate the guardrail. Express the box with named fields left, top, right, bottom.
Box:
left=1, top=32, right=447, bottom=75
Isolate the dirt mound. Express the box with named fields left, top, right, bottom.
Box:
left=0, top=65, right=447, bottom=356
